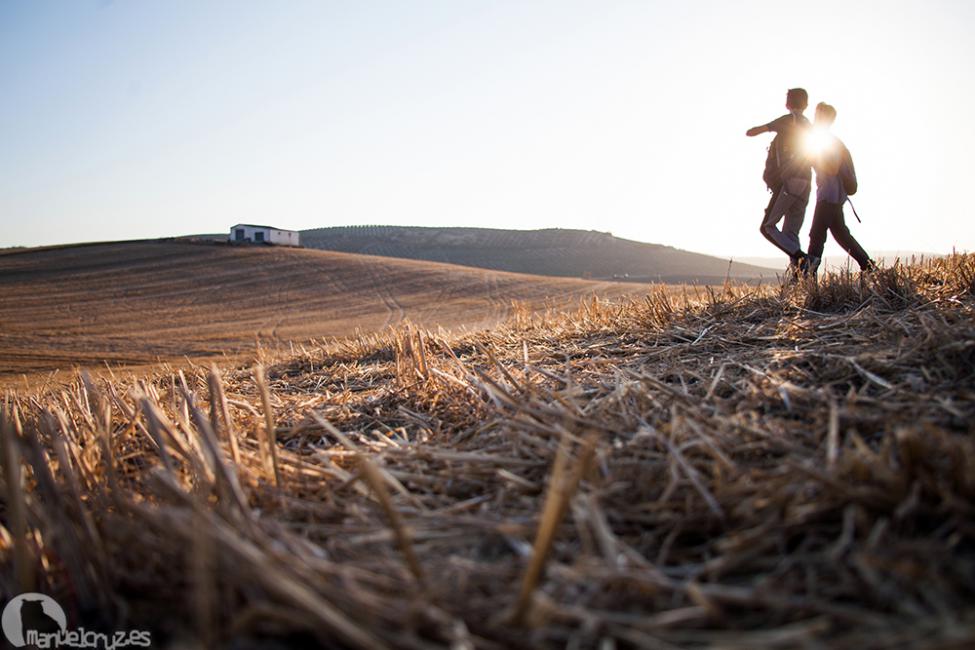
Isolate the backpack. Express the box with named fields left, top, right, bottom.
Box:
left=838, top=142, right=858, bottom=195
left=763, top=135, right=783, bottom=191
left=762, top=114, right=805, bottom=191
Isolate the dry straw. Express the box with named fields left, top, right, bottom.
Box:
left=1, top=255, right=974, bottom=648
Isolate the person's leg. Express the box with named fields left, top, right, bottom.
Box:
left=760, top=187, right=784, bottom=247
left=806, top=201, right=835, bottom=276
left=760, top=187, right=803, bottom=257
left=827, top=209, right=872, bottom=269
left=781, top=196, right=808, bottom=258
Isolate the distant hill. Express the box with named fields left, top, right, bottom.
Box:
left=300, top=226, right=775, bottom=283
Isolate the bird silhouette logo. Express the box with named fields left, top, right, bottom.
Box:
left=1, top=593, right=67, bottom=647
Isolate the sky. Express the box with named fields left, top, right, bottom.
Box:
left=2, top=0, right=973, bottom=259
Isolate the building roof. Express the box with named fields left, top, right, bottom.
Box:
left=230, top=224, right=298, bottom=233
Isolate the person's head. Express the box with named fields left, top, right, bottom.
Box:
left=815, top=102, right=837, bottom=127
left=786, top=88, right=808, bottom=112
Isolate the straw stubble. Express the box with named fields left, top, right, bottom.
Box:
left=1, top=254, right=974, bottom=649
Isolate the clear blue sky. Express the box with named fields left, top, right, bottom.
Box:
left=2, top=0, right=973, bottom=258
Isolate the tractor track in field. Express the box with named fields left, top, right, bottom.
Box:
left=361, top=260, right=406, bottom=331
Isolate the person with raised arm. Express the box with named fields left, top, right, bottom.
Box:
left=747, top=88, right=813, bottom=277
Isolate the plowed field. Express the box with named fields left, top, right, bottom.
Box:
left=0, top=240, right=646, bottom=383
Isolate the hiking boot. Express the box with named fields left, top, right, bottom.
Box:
left=787, top=251, right=809, bottom=280
left=797, top=254, right=812, bottom=277
left=860, top=260, right=878, bottom=281
left=806, top=255, right=822, bottom=278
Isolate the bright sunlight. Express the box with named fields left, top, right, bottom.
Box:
left=805, top=126, right=834, bottom=157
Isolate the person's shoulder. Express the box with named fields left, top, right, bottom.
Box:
left=768, top=113, right=805, bottom=131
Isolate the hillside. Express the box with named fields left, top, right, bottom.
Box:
left=300, top=226, right=776, bottom=282
left=0, top=240, right=644, bottom=383
left=2, top=255, right=972, bottom=648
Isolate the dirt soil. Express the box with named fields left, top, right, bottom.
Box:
left=0, top=240, right=647, bottom=385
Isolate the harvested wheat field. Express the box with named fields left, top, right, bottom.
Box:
left=2, top=255, right=974, bottom=648
left=0, top=240, right=644, bottom=386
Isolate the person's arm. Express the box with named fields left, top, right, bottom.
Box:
left=749, top=114, right=789, bottom=137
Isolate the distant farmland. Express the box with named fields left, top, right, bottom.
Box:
left=300, top=226, right=776, bottom=283
left=0, top=240, right=647, bottom=383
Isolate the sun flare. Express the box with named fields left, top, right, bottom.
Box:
left=805, top=127, right=834, bottom=156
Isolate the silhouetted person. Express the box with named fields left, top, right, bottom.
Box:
left=806, top=102, right=874, bottom=276
left=20, top=599, right=62, bottom=645
left=747, top=88, right=812, bottom=275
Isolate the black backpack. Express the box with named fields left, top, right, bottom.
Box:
left=839, top=142, right=858, bottom=195
left=763, top=134, right=784, bottom=191
left=762, top=114, right=807, bottom=191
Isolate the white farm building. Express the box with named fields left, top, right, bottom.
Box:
left=229, top=224, right=300, bottom=247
